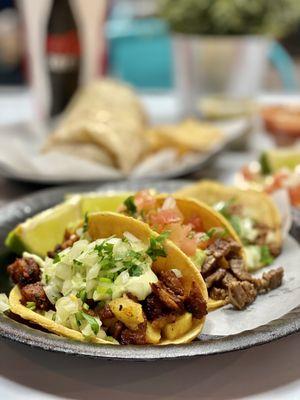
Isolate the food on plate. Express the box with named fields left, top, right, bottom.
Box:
left=238, top=149, right=300, bottom=208
left=7, top=212, right=208, bottom=345
left=5, top=192, right=131, bottom=257
left=43, top=79, right=149, bottom=173
left=261, top=105, right=300, bottom=144
left=119, top=191, right=283, bottom=310
left=147, top=118, right=223, bottom=154
left=176, top=180, right=282, bottom=271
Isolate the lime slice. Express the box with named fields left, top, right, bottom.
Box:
left=74, top=192, right=132, bottom=215
left=6, top=192, right=132, bottom=257
left=260, top=149, right=300, bottom=174
left=5, top=196, right=82, bottom=257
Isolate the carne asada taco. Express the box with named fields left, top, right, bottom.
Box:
left=176, top=180, right=282, bottom=271
left=8, top=212, right=208, bottom=345
left=119, top=191, right=257, bottom=311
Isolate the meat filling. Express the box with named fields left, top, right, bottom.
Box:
left=21, top=282, right=53, bottom=311
left=7, top=257, right=40, bottom=287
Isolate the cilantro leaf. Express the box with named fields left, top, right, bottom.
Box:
left=81, top=312, right=99, bottom=335
left=124, top=196, right=137, bottom=216
left=146, top=232, right=169, bottom=261
left=53, top=254, right=61, bottom=264
left=260, top=245, right=274, bottom=266
left=83, top=212, right=89, bottom=233
left=26, top=301, right=36, bottom=310
left=129, top=265, right=143, bottom=277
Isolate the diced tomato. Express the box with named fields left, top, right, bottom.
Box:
left=289, top=184, right=300, bottom=206
left=266, top=171, right=289, bottom=193
left=134, top=190, right=157, bottom=212
left=168, top=223, right=197, bottom=256
left=149, top=208, right=184, bottom=228
left=186, top=215, right=203, bottom=232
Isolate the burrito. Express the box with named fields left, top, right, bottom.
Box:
left=7, top=212, right=207, bottom=345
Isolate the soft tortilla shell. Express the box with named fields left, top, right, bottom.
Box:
left=175, top=180, right=282, bottom=248
left=9, top=212, right=208, bottom=345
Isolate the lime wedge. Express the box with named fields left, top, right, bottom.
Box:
left=5, top=192, right=132, bottom=257
left=5, top=196, right=82, bottom=257
left=260, top=149, right=300, bottom=174
left=74, top=192, right=132, bottom=215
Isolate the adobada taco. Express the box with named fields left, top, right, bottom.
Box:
left=119, top=191, right=250, bottom=311
left=176, top=180, right=282, bottom=271
left=8, top=212, right=207, bottom=345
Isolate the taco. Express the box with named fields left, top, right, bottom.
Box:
left=8, top=212, right=207, bottom=345
left=119, top=191, right=263, bottom=311
left=176, top=180, right=282, bottom=271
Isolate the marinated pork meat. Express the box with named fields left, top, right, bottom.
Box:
left=20, top=282, right=53, bottom=311
left=7, top=257, right=40, bottom=287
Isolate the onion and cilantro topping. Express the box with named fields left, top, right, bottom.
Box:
left=23, top=232, right=170, bottom=340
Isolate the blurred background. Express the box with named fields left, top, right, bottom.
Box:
left=0, top=0, right=300, bottom=193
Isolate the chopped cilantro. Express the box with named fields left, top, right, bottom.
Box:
left=124, top=196, right=137, bottom=216
left=146, top=231, right=169, bottom=261
left=129, top=265, right=143, bottom=277
left=206, top=227, right=228, bottom=239
left=73, top=259, right=83, bottom=267
left=53, top=254, right=61, bottom=264
left=260, top=245, right=274, bottom=266
left=83, top=212, right=89, bottom=233
left=77, top=289, right=87, bottom=303
left=99, top=277, right=112, bottom=283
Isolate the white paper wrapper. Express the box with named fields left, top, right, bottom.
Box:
left=0, top=118, right=249, bottom=183
left=203, top=235, right=300, bottom=336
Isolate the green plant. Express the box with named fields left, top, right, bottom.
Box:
left=158, top=0, right=300, bottom=37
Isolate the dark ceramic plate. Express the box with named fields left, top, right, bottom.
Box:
left=0, top=179, right=299, bottom=361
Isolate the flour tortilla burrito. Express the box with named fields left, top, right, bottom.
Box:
left=8, top=212, right=207, bottom=345
left=44, top=79, right=149, bottom=173
left=176, top=180, right=282, bottom=271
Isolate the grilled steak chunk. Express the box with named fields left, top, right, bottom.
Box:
left=143, top=293, right=165, bottom=321
left=254, top=267, right=284, bottom=294
left=228, top=281, right=257, bottom=310
left=47, top=232, right=79, bottom=258
left=205, top=269, right=226, bottom=289
left=184, top=281, right=207, bottom=319
left=230, top=258, right=254, bottom=282
left=21, top=282, right=52, bottom=311
left=98, top=304, right=114, bottom=320
left=222, top=271, right=238, bottom=288
left=109, top=321, right=124, bottom=340
left=207, top=238, right=241, bottom=259
left=119, top=321, right=147, bottom=345
left=209, top=287, right=228, bottom=301
left=159, top=270, right=184, bottom=296
left=151, top=282, right=183, bottom=312
left=7, top=258, right=40, bottom=287
left=201, top=255, right=217, bottom=277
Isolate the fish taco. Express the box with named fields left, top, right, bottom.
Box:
left=8, top=212, right=208, bottom=345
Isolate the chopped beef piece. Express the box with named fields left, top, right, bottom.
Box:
left=230, top=258, right=254, bottom=282
left=207, top=238, right=241, bottom=259
left=209, top=287, right=228, bottom=301
left=228, top=281, right=257, bottom=310
left=184, top=281, right=207, bottom=319
left=201, top=255, right=217, bottom=278
left=222, top=271, right=238, bottom=288
left=143, top=293, right=165, bottom=321
left=205, top=269, right=226, bottom=289
left=98, top=304, right=114, bottom=320
left=151, top=282, right=183, bottom=313
left=7, top=258, right=40, bottom=287
left=21, top=282, right=53, bottom=311
left=84, top=308, right=97, bottom=317
left=228, top=203, right=244, bottom=216
left=119, top=322, right=147, bottom=345
left=109, top=321, right=124, bottom=340
left=158, top=270, right=184, bottom=296
left=47, top=232, right=79, bottom=258
left=125, top=292, right=139, bottom=303
left=254, top=267, right=284, bottom=294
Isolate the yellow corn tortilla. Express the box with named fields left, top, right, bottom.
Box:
left=128, top=195, right=246, bottom=311
left=175, top=180, right=282, bottom=251
left=9, top=212, right=208, bottom=345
